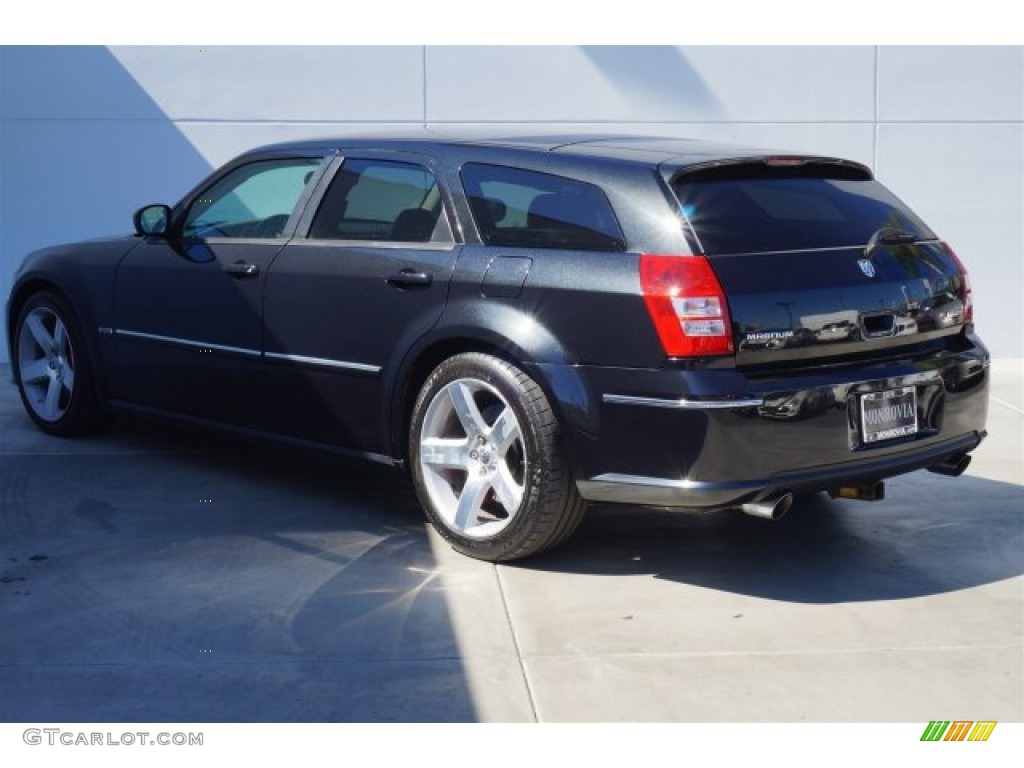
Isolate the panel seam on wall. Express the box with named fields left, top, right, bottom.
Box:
left=422, top=45, right=428, bottom=129
left=873, top=45, right=880, bottom=172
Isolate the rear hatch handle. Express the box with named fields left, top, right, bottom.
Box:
left=864, top=227, right=917, bottom=260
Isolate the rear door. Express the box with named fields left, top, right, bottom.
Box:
left=670, top=161, right=972, bottom=367
left=262, top=153, right=460, bottom=454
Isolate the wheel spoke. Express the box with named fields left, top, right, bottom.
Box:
left=20, top=358, right=50, bottom=385
left=43, top=377, right=62, bottom=420
left=453, top=472, right=489, bottom=531
left=490, top=464, right=524, bottom=514
left=421, top=436, right=468, bottom=469
left=448, top=381, right=488, bottom=437
left=61, top=366, right=75, bottom=394
left=488, top=406, right=521, bottom=454
left=26, top=313, right=54, bottom=353
left=54, top=319, right=69, bottom=357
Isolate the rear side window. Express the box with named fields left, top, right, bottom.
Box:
left=462, top=163, right=625, bottom=252
left=309, top=158, right=450, bottom=243
left=673, top=166, right=934, bottom=255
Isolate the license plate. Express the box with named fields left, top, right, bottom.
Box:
left=860, top=387, right=918, bottom=444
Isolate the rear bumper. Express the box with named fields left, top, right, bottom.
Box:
left=577, top=432, right=984, bottom=508
left=532, top=339, right=989, bottom=510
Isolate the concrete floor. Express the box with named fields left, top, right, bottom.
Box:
left=1, top=361, right=1021, bottom=722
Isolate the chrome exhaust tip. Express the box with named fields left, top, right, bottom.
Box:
left=927, top=453, right=972, bottom=477
left=741, top=492, right=794, bottom=521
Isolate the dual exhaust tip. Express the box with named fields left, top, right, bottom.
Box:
left=741, top=493, right=794, bottom=521
left=740, top=480, right=885, bottom=521
left=739, top=452, right=971, bottom=522
left=927, top=453, right=972, bottom=477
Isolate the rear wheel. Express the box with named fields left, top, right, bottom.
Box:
left=13, top=291, right=107, bottom=436
left=409, top=352, right=585, bottom=562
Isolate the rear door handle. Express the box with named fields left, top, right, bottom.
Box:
left=224, top=261, right=260, bottom=278
left=387, top=269, right=433, bottom=289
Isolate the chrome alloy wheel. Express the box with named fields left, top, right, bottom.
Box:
left=17, top=306, right=77, bottom=423
left=418, top=378, right=527, bottom=539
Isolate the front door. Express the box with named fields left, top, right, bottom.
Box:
left=114, top=154, right=326, bottom=426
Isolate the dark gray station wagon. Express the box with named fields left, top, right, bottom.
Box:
left=5, top=135, right=989, bottom=561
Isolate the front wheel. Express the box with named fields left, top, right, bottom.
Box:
left=13, top=291, right=108, bottom=436
left=409, top=352, right=585, bottom=562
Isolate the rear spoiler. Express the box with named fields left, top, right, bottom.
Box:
left=665, top=156, right=874, bottom=183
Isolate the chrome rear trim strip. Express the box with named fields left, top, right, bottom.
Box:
left=265, top=352, right=381, bottom=374
left=592, top=473, right=695, bottom=489
left=603, top=393, right=764, bottom=409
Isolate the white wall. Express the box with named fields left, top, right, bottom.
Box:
left=1, top=45, right=1021, bottom=362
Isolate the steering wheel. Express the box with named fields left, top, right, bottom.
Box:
left=188, top=222, right=228, bottom=238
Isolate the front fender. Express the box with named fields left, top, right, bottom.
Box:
left=6, top=238, right=138, bottom=398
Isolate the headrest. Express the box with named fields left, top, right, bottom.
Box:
left=470, top=196, right=507, bottom=229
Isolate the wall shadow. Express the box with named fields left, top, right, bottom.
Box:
left=0, top=46, right=213, bottom=362
left=0, top=45, right=477, bottom=720
left=3, top=46, right=1016, bottom=722
left=580, top=45, right=721, bottom=116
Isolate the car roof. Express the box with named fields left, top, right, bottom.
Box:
left=247, top=131, right=868, bottom=175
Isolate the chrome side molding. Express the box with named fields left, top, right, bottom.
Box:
left=264, top=352, right=381, bottom=374
left=110, top=328, right=380, bottom=373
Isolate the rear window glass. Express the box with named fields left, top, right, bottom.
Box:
left=673, top=168, right=934, bottom=255
left=461, top=163, right=625, bottom=252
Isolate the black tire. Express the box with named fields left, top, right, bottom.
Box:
left=409, top=352, right=585, bottom=562
left=12, top=290, right=109, bottom=436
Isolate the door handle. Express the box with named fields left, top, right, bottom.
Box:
left=386, top=269, right=433, bottom=289
left=224, top=261, right=260, bottom=278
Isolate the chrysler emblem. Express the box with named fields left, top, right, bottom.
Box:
left=857, top=259, right=876, bottom=278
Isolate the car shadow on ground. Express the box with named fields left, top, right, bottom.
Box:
left=0, top=413, right=482, bottom=722
left=524, top=472, right=1024, bottom=603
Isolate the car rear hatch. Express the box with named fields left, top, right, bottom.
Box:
left=666, top=157, right=972, bottom=367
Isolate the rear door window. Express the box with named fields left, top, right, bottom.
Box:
left=673, top=165, right=934, bottom=255
left=309, top=158, right=451, bottom=243
left=461, top=163, right=625, bottom=252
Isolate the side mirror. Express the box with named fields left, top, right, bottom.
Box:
left=133, top=204, right=171, bottom=236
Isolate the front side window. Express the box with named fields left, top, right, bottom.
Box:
left=461, top=163, right=625, bottom=252
left=309, top=158, right=450, bottom=243
left=183, top=157, right=322, bottom=239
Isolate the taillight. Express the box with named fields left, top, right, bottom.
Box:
left=640, top=254, right=733, bottom=357
left=942, top=242, right=974, bottom=324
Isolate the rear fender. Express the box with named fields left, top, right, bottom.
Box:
left=384, top=299, right=590, bottom=463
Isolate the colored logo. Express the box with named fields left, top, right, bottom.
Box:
left=921, top=721, right=997, bottom=741
left=857, top=259, right=876, bottom=278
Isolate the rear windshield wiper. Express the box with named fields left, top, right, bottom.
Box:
left=864, top=227, right=917, bottom=260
